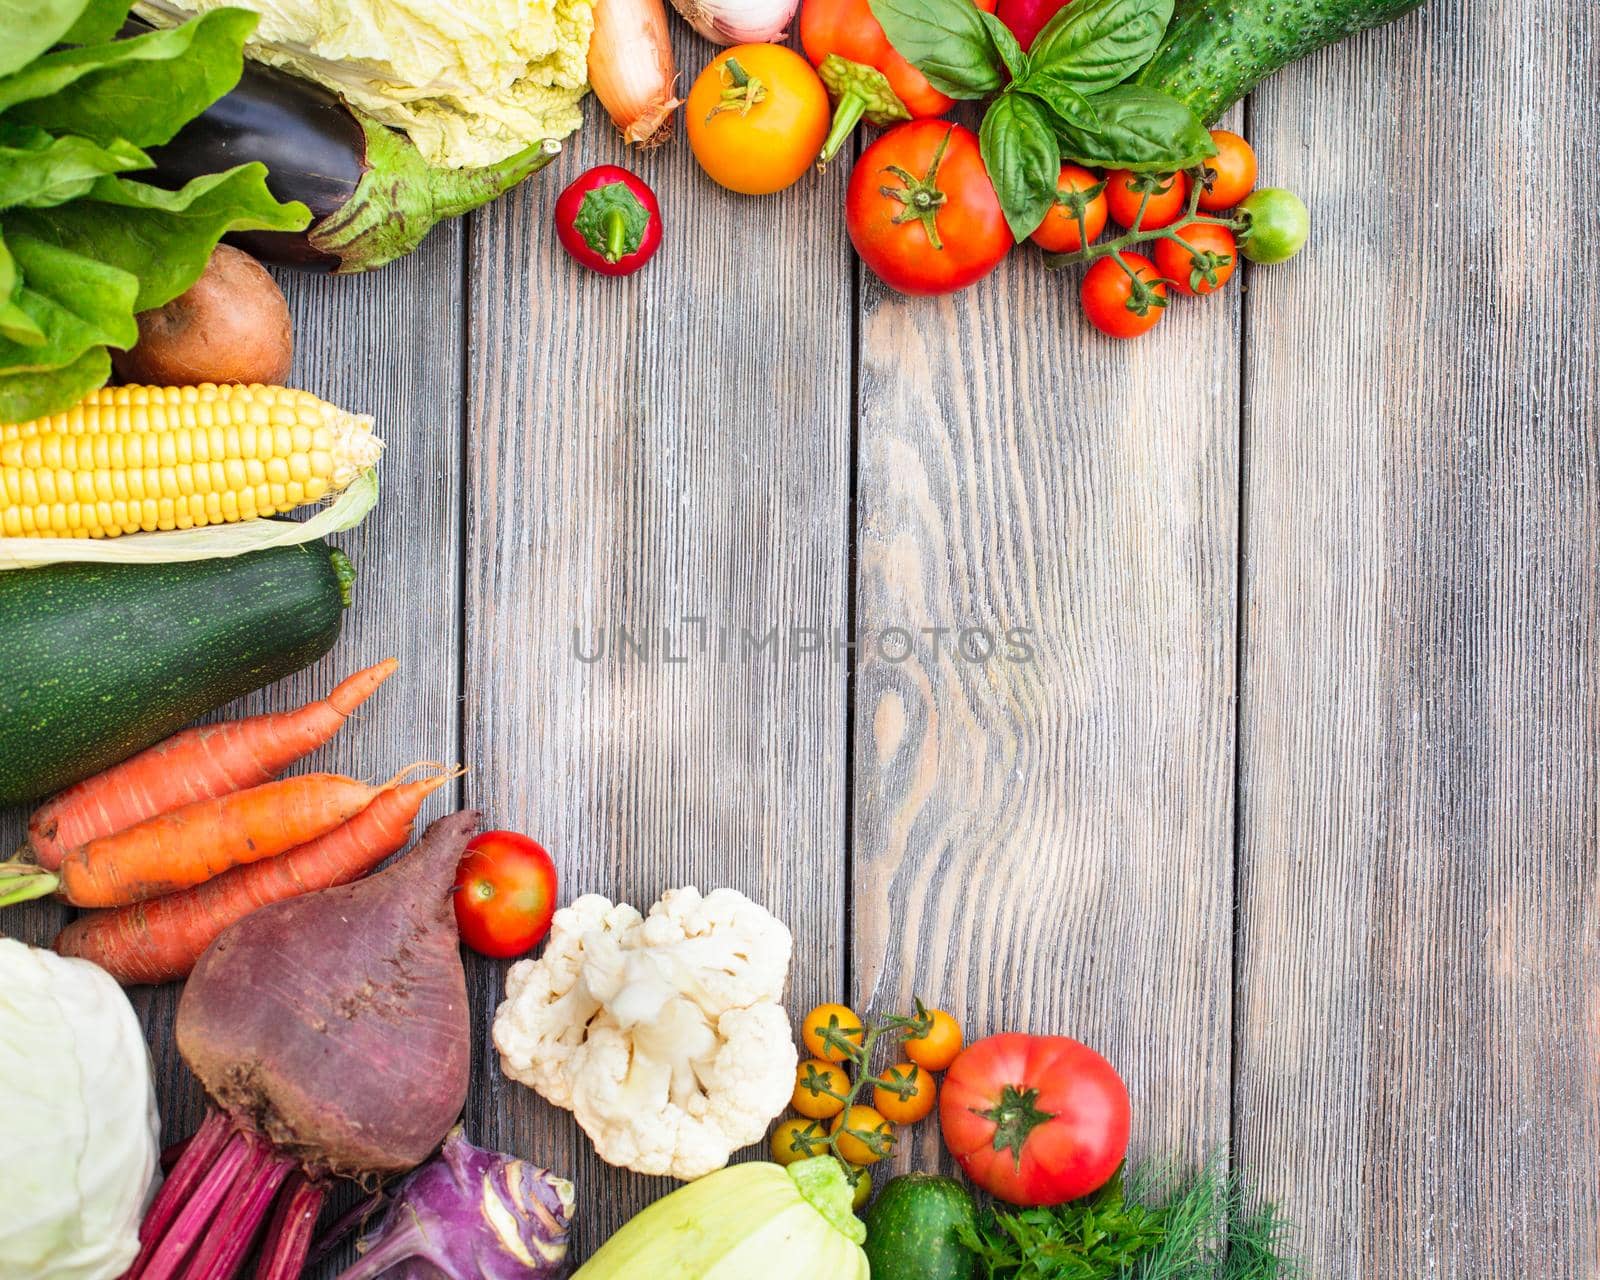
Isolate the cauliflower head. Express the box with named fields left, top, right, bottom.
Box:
left=494, top=887, right=798, bottom=1181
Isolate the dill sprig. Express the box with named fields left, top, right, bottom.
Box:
left=957, top=1158, right=1299, bottom=1280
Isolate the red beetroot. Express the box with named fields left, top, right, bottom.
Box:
left=126, top=810, right=479, bottom=1280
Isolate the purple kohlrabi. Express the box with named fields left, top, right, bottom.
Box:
left=334, top=1129, right=574, bottom=1280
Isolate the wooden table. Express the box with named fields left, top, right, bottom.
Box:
left=7, top=1, right=1598, bottom=1273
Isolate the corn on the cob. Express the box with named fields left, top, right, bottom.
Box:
left=0, top=383, right=382, bottom=538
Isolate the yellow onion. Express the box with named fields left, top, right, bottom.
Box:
left=588, top=0, right=682, bottom=145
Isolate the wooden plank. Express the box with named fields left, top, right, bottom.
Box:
left=1234, top=2, right=1600, bottom=1273
left=851, top=239, right=1241, bottom=1173
left=461, top=58, right=857, bottom=1253
left=0, top=226, right=465, bottom=1274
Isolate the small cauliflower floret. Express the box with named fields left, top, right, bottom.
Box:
left=493, top=886, right=798, bottom=1180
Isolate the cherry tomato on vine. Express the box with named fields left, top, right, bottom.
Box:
left=1080, top=252, right=1167, bottom=339
left=793, top=1058, right=851, bottom=1118
left=940, top=1033, right=1131, bottom=1206
left=1028, top=164, right=1108, bottom=253
left=850, top=1170, right=873, bottom=1210
left=846, top=120, right=1012, bottom=296
left=1105, top=170, right=1187, bottom=230
left=1197, top=129, right=1257, bottom=211
left=771, top=1117, right=827, bottom=1166
left=831, top=1105, right=896, bottom=1165
left=1238, top=188, right=1310, bottom=263
left=1154, top=223, right=1238, bottom=296
left=687, top=45, right=831, bottom=195
left=904, top=1007, right=963, bottom=1070
left=452, top=831, right=558, bottom=958
left=802, top=1003, right=866, bottom=1062
left=873, top=1062, right=938, bottom=1124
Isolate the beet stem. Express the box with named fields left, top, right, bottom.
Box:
left=305, top=1188, right=387, bottom=1270
left=141, top=1129, right=254, bottom=1280
left=178, top=1143, right=295, bottom=1280
left=128, top=1110, right=235, bottom=1280
left=254, top=1173, right=326, bottom=1280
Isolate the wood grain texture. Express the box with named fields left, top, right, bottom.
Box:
left=1234, top=2, right=1600, bottom=1274
left=0, top=226, right=465, bottom=1276
left=461, top=58, right=856, bottom=1253
left=850, top=232, right=1242, bottom=1178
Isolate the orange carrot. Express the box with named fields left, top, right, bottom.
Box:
left=56, top=767, right=429, bottom=908
left=54, top=772, right=455, bottom=985
left=25, top=659, right=399, bottom=871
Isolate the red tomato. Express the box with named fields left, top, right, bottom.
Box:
left=1197, top=130, right=1257, bottom=211
left=453, top=831, right=559, bottom=958
left=1029, top=164, right=1108, bottom=254
left=1153, top=223, right=1237, bottom=296
left=1080, top=252, right=1167, bottom=339
left=939, top=1033, right=1131, bottom=1205
left=1104, top=170, right=1187, bottom=230
left=847, top=121, right=1012, bottom=296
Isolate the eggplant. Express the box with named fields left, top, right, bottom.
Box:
left=142, top=39, right=560, bottom=273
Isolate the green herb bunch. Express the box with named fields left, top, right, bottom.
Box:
left=0, top=0, right=309, bottom=422
left=959, top=1160, right=1300, bottom=1280
left=864, top=0, right=1212, bottom=240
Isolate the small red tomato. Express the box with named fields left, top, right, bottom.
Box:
left=554, top=165, right=662, bottom=277
left=1197, top=130, right=1257, bottom=211
left=453, top=831, right=559, bottom=958
left=940, top=1032, right=1131, bottom=1206
left=1104, top=170, right=1187, bottom=230
left=1080, top=252, right=1167, bottom=339
left=1153, top=223, right=1238, bottom=296
left=1029, top=164, right=1108, bottom=254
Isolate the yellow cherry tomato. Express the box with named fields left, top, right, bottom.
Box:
left=830, top=1105, right=895, bottom=1166
left=771, top=1116, right=827, bottom=1166
left=687, top=43, right=830, bottom=195
left=793, top=1058, right=850, bottom=1119
left=904, top=1007, right=963, bottom=1071
left=802, top=1003, right=866, bottom=1062
left=872, top=1062, right=937, bottom=1125
left=849, top=1167, right=873, bottom=1211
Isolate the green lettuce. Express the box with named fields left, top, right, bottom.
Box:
left=0, top=0, right=310, bottom=422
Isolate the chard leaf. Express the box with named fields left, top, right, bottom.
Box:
left=0, top=8, right=257, bottom=146
left=0, top=127, right=147, bottom=209
left=0, top=0, right=96, bottom=78
left=9, top=165, right=309, bottom=310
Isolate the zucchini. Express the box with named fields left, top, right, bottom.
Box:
left=0, top=543, right=353, bottom=807
left=863, top=1173, right=979, bottom=1280
left=1135, top=0, right=1428, bottom=123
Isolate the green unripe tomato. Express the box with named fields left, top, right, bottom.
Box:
left=1238, top=188, right=1309, bottom=264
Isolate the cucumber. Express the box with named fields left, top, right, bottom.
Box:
left=863, top=1173, right=979, bottom=1280
left=0, top=543, right=354, bottom=807
left=1135, top=0, right=1428, bottom=123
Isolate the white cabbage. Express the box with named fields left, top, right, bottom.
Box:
left=0, top=939, right=161, bottom=1280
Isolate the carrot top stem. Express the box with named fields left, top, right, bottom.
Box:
left=0, top=862, right=56, bottom=907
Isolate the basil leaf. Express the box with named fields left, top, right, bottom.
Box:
left=1029, top=0, right=1173, bottom=95
left=869, top=0, right=1005, bottom=99
left=979, top=11, right=1030, bottom=81
left=980, top=92, right=1060, bottom=241
left=1052, top=85, right=1215, bottom=171
left=1018, top=73, right=1099, bottom=131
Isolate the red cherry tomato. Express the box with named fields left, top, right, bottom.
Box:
left=939, top=1033, right=1131, bottom=1206
left=1153, top=222, right=1238, bottom=296
left=453, top=831, right=559, bottom=958
left=553, top=165, right=662, bottom=277
left=1104, top=170, right=1187, bottom=230
left=846, top=120, right=1012, bottom=297
left=1079, top=252, right=1167, bottom=339
left=1029, top=164, right=1108, bottom=254
left=1197, top=129, right=1257, bottom=211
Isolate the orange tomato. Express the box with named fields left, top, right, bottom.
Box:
left=1029, top=165, right=1108, bottom=253
left=873, top=1062, right=938, bottom=1124
left=687, top=44, right=830, bottom=195
left=831, top=1105, right=896, bottom=1165
left=904, top=1007, right=963, bottom=1071
left=771, top=1116, right=827, bottom=1166
left=792, top=1058, right=851, bottom=1119
left=1197, top=129, right=1257, bottom=211
left=802, top=1003, right=866, bottom=1062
